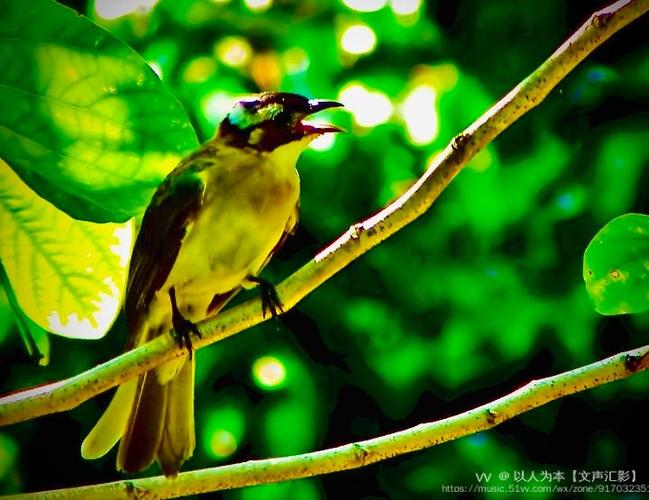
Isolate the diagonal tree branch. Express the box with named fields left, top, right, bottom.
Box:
left=6, top=346, right=649, bottom=499
left=1, top=0, right=648, bottom=428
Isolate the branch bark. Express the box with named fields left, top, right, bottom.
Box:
left=0, top=0, right=647, bottom=437
left=6, top=346, right=649, bottom=499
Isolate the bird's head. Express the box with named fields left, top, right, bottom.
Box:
left=217, top=92, right=343, bottom=152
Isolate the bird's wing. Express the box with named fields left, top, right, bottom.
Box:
left=259, top=201, right=300, bottom=271
left=125, top=166, right=205, bottom=335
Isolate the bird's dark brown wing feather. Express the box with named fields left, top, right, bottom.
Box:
left=125, top=167, right=205, bottom=336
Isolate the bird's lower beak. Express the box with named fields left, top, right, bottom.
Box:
left=302, top=99, right=344, bottom=134
left=301, top=122, right=344, bottom=134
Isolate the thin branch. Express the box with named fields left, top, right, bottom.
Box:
left=6, top=346, right=649, bottom=499
left=1, top=0, right=648, bottom=428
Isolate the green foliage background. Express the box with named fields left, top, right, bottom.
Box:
left=0, top=0, right=648, bottom=498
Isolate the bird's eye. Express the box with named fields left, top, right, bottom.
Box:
left=272, top=110, right=291, bottom=126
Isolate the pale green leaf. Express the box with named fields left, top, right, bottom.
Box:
left=0, top=160, right=133, bottom=339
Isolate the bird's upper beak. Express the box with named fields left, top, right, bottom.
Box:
left=300, top=99, right=344, bottom=134
left=307, top=99, right=344, bottom=113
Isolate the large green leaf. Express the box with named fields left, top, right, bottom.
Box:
left=583, top=213, right=649, bottom=315
left=0, top=0, right=198, bottom=223
left=0, top=160, right=133, bottom=339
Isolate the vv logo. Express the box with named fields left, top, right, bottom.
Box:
left=475, top=473, right=492, bottom=482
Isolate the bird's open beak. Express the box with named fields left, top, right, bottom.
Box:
left=301, top=99, right=345, bottom=134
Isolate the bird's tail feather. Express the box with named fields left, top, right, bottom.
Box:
left=157, top=355, right=195, bottom=476
left=81, top=292, right=236, bottom=475
left=80, top=377, right=138, bottom=460
left=115, top=355, right=195, bottom=475
left=81, top=348, right=196, bottom=476
left=116, top=368, right=168, bottom=473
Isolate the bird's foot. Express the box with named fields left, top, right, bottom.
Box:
left=246, top=276, right=284, bottom=319
left=168, top=287, right=201, bottom=359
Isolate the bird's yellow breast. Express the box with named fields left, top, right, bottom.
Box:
left=159, top=140, right=304, bottom=320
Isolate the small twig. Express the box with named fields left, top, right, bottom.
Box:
left=1, top=0, right=648, bottom=429
left=6, top=345, right=649, bottom=499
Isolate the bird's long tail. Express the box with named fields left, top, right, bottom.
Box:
left=81, top=291, right=236, bottom=475
left=81, top=339, right=195, bottom=476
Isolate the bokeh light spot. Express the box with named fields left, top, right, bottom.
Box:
left=182, top=56, right=217, bottom=83
left=209, top=429, right=237, bottom=458
left=201, top=91, right=241, bottom=125
left=390, top=0, right=421, bottom=16
left=342, top=0, right=387, bottom=12
left=251, top=52, right=282, bottom=91
left=282, top=47, right=310, bottom=74
left=94, top=0, right=160, bottom=20
left=468, top=148, right=493, bottom=172
left=340, top=24, right=377, bottom=55
left=554, top=186, right=586, bottom=217
left=244, top=0, right=272, bottom=12
left=215, top=37, right=252, bottom=68
left=309, top=133, right=337, bottom=151
left=557, top=192, right=575, bottom=211
left=202, top=406, right=245, bottom=460
left=339, top=83, right=393, bottom=127
left=252, top=355, right=287, bottom=389
left=400, top=84, right=439, bottom=145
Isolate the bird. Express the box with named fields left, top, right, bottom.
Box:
left=80, top=92, right=343, bottom=476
